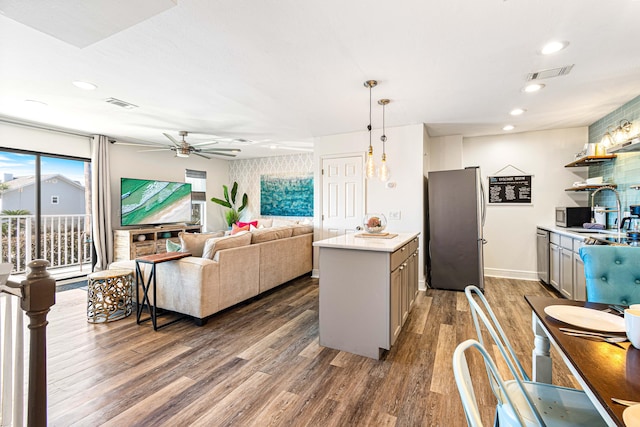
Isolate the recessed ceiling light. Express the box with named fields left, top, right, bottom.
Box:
left=503, top=125, right=515, bottom=131
left=72, top=81, right=97, bottom=90
left=541, top=41, right=569, bottom=55
left=510, top=108, right=526, bottom=116
left=523, top=83, right=545, bottom=93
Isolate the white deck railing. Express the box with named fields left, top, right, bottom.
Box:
left=0, top=215, right=91, bottom=274
left=1, top=261, right=56, bottom=427
left=0, top=289, right=25, bottom=427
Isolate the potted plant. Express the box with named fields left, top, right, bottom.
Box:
left=210, top=181, right=248, bottom=227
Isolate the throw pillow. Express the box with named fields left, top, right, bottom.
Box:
left=202, top=232, right=252, bottom=259
left=256, top=218, right=273, bottom=228
left=178, top=231, right=225, bottom=257
left=166, top=239, right=182, bottom=252
left=237, top=220, right=258, bottom=229
left=231, top=223, right=250, bottom=235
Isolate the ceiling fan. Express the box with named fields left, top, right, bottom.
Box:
left=139, top=131, right=241, bottom=159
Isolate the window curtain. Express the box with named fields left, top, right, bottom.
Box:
left=91, top=135, right=113, bottom=270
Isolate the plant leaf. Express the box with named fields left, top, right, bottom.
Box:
left=210, top=197, right=232, bottom=209
left=238, top=193, right=248, bottom=213
left=223, top=185, right=230, bottom=203
left=230, top=182, right=238, bottom=205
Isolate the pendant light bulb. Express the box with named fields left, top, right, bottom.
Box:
left=364, top=80, right=377, bottom=180
left=366, top=146, right=376, bottom=179
left=379, top=153, right=390, bottom=182
left=378, top=98, right=391, bottom=181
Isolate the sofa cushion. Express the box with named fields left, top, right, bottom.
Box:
left=231, top=223, right=250, bottom=235
left=202, top=232, right=252, bottom=259
left=179, top=231, right=225, bottom=257
left=237, top=220, right=258, bottom=229
left=291, top=224, right=313, bottom=236
left=256, top=218, right=273, bottom=228
left=250, top=225, right=294, bottom=243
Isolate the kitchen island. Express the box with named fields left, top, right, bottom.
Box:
left=313, top=232, right=420, bottom=359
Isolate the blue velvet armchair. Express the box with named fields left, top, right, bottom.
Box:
left=579, top=246, right=640, bottom=305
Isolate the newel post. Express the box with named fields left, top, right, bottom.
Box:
left=20, top=259, right=56, bottom=427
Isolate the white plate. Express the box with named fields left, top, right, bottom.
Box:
left=544, top=305, right=625, bottom=333
left=624, top=404, right=640, bottom=427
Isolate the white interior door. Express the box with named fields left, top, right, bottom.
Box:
left=321, top=155, right=364, bottom=239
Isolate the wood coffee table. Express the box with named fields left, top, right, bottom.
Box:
left=135, top=251, right=191, bottom=331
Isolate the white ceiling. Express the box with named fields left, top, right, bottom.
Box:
left=1, top=0, right=640, bottom=159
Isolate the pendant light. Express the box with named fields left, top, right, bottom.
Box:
left=377, top=98, right=391, bottom=182
left=364, top=80, right=377, bottom=179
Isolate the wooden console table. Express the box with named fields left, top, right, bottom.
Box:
left=135, top=251, right=191, bottom=331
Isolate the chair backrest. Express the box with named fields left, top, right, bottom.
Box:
left=453, top=339, right=538, bottom=427
left=579, top=245, right=640, bottom=305
left=464, top=285, right=530, bottom=383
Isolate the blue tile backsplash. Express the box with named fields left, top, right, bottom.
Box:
left=588, top=95, right=640, bottom=227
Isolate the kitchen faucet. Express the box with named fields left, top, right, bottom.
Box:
left=590, top=186, right=622, bottom=234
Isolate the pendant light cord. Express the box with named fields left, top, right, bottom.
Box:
left=368, top=85, right=372, bottom=149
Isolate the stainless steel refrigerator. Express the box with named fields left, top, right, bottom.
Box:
left=427, top=167, right=486, bottom=291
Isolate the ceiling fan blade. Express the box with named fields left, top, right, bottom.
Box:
left=191, top=141, right=219, bottom=147
left=207, top=152, right=237, bottom=158
left=163, top=133, right=181, bottom=147
left=137, top=148, right=171, bottom=152
left=194, top=152, right=211, bottom=159
left=200, top=148, right=242, bottom=152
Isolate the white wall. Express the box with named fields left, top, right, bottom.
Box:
left=428, top=134, right=464, bottom=171
left=462, top=127, right=589, bottom=280
left=314, top=123, right=426, bottom=286
left=109, top=142, right=229, bottom=232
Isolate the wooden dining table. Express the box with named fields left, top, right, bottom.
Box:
left=526, top=296, right=640, bottom=426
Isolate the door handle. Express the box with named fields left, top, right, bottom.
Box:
left=356, top=226, right=362, bottom=231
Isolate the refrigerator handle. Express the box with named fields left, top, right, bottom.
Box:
left=479, top=172, right=487, bottom=227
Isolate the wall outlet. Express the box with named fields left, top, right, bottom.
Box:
left=389, top=211, right=401, bottom=220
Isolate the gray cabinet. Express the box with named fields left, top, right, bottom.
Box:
left=316, top=232, right=420, bottom=359
left=547, top=231, right=587, bottom=300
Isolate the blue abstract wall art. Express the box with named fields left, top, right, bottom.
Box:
left=260, top=173, right=313, bottom=216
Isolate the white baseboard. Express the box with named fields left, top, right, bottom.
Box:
left=311, top=268, right=320, bottom=279
left=484, top=267, right=539, bottom=282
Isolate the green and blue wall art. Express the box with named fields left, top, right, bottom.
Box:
left=260, top=172, right=313, bottom=217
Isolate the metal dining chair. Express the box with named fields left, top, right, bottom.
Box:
left=579, top=245, right=640, bottom=305
left=460, top=285, right=607, bottom=426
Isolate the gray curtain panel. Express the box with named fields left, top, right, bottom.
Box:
left=91, top=135, right=113, bottom=270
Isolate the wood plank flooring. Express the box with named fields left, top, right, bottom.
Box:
left=44, top=275, right=574, bottom=426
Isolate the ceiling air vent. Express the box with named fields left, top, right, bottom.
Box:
left=526, top=64, right=574, bottom=81
left=105, top=97, right=138, bottom=109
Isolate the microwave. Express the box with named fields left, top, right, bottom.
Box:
left=555, top=207, right=592, bottom=228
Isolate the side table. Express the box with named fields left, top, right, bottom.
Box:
left=87, top=269, right=134, bottom=323
left=135, top=251, right=191, bottom=331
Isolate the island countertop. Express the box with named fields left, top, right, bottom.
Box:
left=313, top=232, right=420, bottom=252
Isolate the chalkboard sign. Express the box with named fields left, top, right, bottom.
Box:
left=488, top=175, right=532, bottom=204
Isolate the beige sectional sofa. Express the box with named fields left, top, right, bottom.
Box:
left=109, top=223, right=313, bottom=325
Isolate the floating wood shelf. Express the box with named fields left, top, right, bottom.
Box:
left=565, top=155, right=617, bottom=168
left=565, top=184, right=618, bottom=192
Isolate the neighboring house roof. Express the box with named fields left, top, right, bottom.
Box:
left=1, top=174, right=85, bottom=194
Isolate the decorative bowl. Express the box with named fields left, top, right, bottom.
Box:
left=363, top=214, right=387, bottom=233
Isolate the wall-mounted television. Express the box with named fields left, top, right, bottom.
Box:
left=120, top=178, right=192, bottom=226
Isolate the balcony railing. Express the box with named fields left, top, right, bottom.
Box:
left=0, top=215, right=92, bottom=274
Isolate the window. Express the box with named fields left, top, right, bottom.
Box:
left=185, top=169, right=206, bottom=227
left=51, top=195, right=59, bottom=204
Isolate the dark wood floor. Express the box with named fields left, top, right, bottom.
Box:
left=45, top=275, right=574, bottom=426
